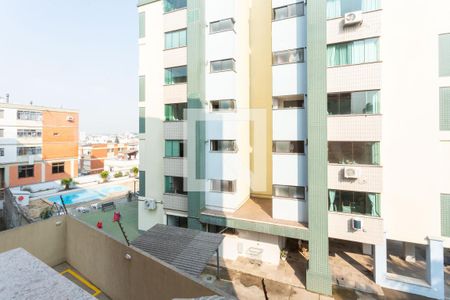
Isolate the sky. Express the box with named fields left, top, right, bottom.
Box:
left=0, top=1, right=138, bottom=134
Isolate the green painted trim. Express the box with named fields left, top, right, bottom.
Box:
left=440, top=87, right=450, bottom=131
left=441, top=194, right=450, bottom=237
left=187, top=0, right=206, bottom=229
left=200, top=214, right=310, bottom=241
left=439, top=33, right=450, bottom=77
left=139, top=170, right=146, bottom=196
left=139, top=107, right=146, bottom=134
left=139, top=12, right=145, bottom=38
left=137, top=0, right=160, bottom=8
left=306, top=0, right=332, bottom=296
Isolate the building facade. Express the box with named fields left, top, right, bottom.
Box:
left=0, top=103, right=79, bottom=198
left=138, top=0, right=450, bottom=297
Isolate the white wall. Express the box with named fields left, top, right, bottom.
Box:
left=273, top=197, right=308, bottom=223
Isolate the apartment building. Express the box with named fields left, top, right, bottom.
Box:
left=79, top=142, right=137, bottom=174
left=138, top=0, right=450, bottom=297
left=0, top=103, right=78, bottom=197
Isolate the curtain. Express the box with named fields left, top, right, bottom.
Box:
left=329, top=190, right=336, bottom=211
left=371, top=143, right=380, bottom=165
left=362, top=0, right=380, bottom=12
left=327, top=46, right=336, bottom=67
left=326, top=0, right=341, bottom=19
left=368, top=193, right=380, bottom=216
left=364, top=38, right=379, bottom=63
left=352, top=40, right=365, bottom=65
left=366, top=91, right=379, bottom=114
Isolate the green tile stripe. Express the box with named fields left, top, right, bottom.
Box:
left=187, top=0, right=206, bottom=230
left=441, top=194, right=450, bottom=237
left=440, top=87, right=450, bottom=131
left=200, top=214, right=310, bottom=241
left=139, top=170, right=146, bottom=197
left=439, top=33, right=450, bottom=77
left=139, top=12, right=145, bottom=38
left=139, top=107, right=145, bottom=134
left=306, top=0, right=332, bottom=296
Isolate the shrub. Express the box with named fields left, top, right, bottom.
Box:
left=114, top=171, right=123, bottom=178
left=100, top=171, right=110, bottom=182
left=131, top=166, right=139, bottom=177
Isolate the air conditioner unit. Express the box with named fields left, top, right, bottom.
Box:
left=344, top=166, right=361, bottom=179
left=344, top=11, right=363, bottom=26
left=66, top=115, right=74, bottom=122
left=351, top=218, right=363, bottom=231
left=144, top=199, right=157, bottom=210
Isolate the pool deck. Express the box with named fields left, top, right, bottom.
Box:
left=75, top=200, right=140, bottom=244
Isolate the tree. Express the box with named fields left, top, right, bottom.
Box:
left=60, top=178, right=73, bottom=190
left=100, top=171, right=110, bottom=182
left=131, top=166, right=139, bottom=177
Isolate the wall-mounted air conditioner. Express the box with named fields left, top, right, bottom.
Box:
left=344, top=11, right=363, bottom=26
left=66, top=115, right=74, bottom=122
left=344, top=166, right=361, bottom=179
left=351, top=218, right=363, bottom=231
left=144, top=198, right=157, bottom=210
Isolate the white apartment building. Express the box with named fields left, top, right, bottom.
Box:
left=138, top=0, right=450, bottom=297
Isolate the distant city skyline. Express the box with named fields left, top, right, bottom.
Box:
left=0, top=1, right=138, bottom=134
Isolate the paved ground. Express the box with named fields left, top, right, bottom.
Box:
left=53, top=262, right=110, bottom=300
left=75, top=199, right=140, bottom=244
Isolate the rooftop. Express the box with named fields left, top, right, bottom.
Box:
left=0, top=102, right=78, bottom=113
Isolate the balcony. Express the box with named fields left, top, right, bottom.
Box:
left=272, top=15, right=306, bottom=52
left=164, top=121, right=186, bottom=140
left=163, top=8, right=187, bottom=32
left=164, top=47, right=187, bottom=68
left=328, top=163, right=382, bottom=193
left=163, top=193, right=188, bottom=212
left=164, top=83, right=187, bottom=104
left=272, top=63, right=307, bottom=96
left=273, top=154, right=307, bottom=187
left=328, top=114, right=382, bottom=141
left=164, top=157, right=186, bottom=177
left=273, top=109, right=306, bottom=141
left=328, top=212, right=384, bottom=244
left=327, top=62, right=381, bottom=93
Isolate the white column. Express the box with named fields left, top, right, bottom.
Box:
left=426, top=237, right=444, bottom=299
left=41, top=162, right=45, bottom=182
left=373, top=234, right=387, bottom=285
left=70, top=159, right=75, bottom=178
left=403, top=242, right=416, bottom=263
left=362, top=243, right=373, bottom=256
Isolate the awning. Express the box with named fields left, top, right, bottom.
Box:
left=131, top=224, right=224, bottom=277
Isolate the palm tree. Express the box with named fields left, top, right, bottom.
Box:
left=61, top=178, right=73, bottom=190
left=100, top=171, right=110, bottom=183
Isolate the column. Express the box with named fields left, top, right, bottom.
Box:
left=426, top=237, right=444, bottom=299
left=373, top=236, right=387, bottom=285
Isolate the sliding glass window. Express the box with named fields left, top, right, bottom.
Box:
left=165, top=29, right=187, bottom=49
left=210, top=99, right=236, bottom=112
left=326, top=0, right=380, bottom=19
left=273, top=48, right=305, bottom=65
left=273, top=2, right=305, bottom=21
left=328, top=90, right=379, bottom=115
left=210, top=18, right=234, bottom=34
left=165, top=66, right=187, bottom=85
left=210, top=59, right=235, bottom=73
left=329, top=190, right=380, bottom=217
left=165, top=103, right=187, bottom=121
left=165, top=140, right=184, bottom=158
left=165, top=176, right=186, bottom=195
left=273, top=185, right=305, bottom=199
left=210, top=140, right=237, bottom=152
left=210, top=180, right=235, bottom=193
left=163, top=0, right=187, bottom=13
left=328, top=142, right=380, bottom=165
left=327, top=38, right=379, bottom=67
left=273, top=141, right=304, bottom=154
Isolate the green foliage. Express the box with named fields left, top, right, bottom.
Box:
left=131, top=166, right=139, bottom=176
left=60, top=178, right=73, bottom=190
left=40, top=207, right=53, bottom=220
left=114, top=171, right=123, bottom=178
left=100, top=171, right=110, bottom=181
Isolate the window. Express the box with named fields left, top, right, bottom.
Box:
left=17, top=110, right=42, bottom=121
left=167, top=215, right=188, bottom=228
left=210, top=18, right=234, bottom=34
left=273, top=2, right=304, bottom=21
left=163, top=0, right=187, bottom=13
left=441, top=194, right=450, bottom=237
left=52, top=162, right=65, bottom=174
left=18, top=165, right=34, bottom=178
left=139, top=170, right=145, bottom=196
left=0, top=148, right=4, bottom=156
left=210, top=179, right=235, bottom=193
left=327, top=38, right=379, bottom=67
left=165, top=103, right=187, bottom=121
left=328, top=90, right=380, bottom=115
left=139, top=12, right=145, bottom=38
left=329, top=190, right=380, bottom=217
left=326, top=0, right=381, bottom=19
left=165, top=140, right=184, bottom=157
left=139, top=107, right=145, bottom=134
left=273, top=185, right=305, bottom=199
left=17, top=129, right=42, bottom=138
left=273, top=141, right=304, bottom=154
left=165, top=66, right=187, bottom=84
left=440, top=87, right=450, bottom=131
left=165, top=176, right=186, bottom=194
left=17, top=147, right=42, bottom=156
left=0, top=129, right=3, bottom=137
left=210, top=59, right=235, bottom=73
left=273, top=95, right=304, bottom=109
left=273, top=48, right=304, bottom=65
left=139, top=76, right=145, bottom=102
left=440, top=34, right=450, bottom=77
left=210, top=99, right=236, bottom=112
left=328, top=142, right=380, bottom=165
left=210, top=140, right=237, bottom=152
left=165, top=29, right=187, bottom=49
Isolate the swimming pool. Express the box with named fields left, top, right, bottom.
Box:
left=48, top=185, right=128, bottom=205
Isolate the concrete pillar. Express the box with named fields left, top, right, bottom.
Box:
left=41, top=162, right=45, bottom=183
left=403, top=242, right=416, bottom=263
left=373, top=235, right=387, bottom=284
left=426, top=237, right=444, bottom=299
left=362, top=243, right=373, bottom=256
left=70, top=159, right=75, bottom=178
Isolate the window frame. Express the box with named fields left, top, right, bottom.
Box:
left=18, top=164, right=34, bottom=179
left=272, top=48, right=305, bottom=66
left=209, top=18, right=235, bottom=34
left=51, top=162, right=65, bottom=174
left=327, top=90, right=380, bottom=115
left=210, top=99, right=236, bottom=112
left=273, top=184, right=306, bottom=200
left=165, top=65, right=188, bottom=85
left=210, top=140, right=238, bottom=153
left=164, top=28, right=187, bottom=50
left=272, top=141, right=305, bottom=154
left=210, top=59, right=236, bottom=73
left=272, top=2, right=305, bottom=21
left=163, top=0, right=187, bottom=13
left=209, top=179, right=236, bottom=193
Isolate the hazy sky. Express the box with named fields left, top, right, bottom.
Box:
left=0, top=1, right=138, bottom=134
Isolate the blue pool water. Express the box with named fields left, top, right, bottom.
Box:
left=48, top=185, right=128, bottom=205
